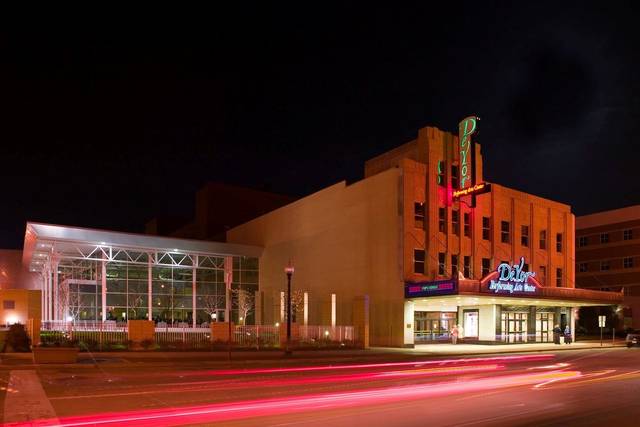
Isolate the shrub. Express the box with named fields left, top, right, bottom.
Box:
left=4, top=324, right=31, bottom=352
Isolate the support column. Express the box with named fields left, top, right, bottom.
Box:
left=192, top=264, right=197, bottom=327
left=303, top=292, right=309, bottom=326
left=224, top=256, right=233, bottom=323
left=53, top=259, right=59, bottom=321
left=403, top=300, right=414, bottom=347
left=331, top=293, right=336, bottom=327
left=147, top=257, right=152, bottom=321
left=48, top=264, right=53, bottom=321
left=41, top=271, right=46, bottom=321
left=101, top=259, right=107, bottom=321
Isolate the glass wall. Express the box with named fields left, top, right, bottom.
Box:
left=60, top=253, right=259, bottom=325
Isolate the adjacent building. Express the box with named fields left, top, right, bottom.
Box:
left=576, top=205, right=640, bottom=329
left=228, top=122, right=621, bottom=346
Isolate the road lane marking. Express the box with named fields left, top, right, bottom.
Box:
left=3, top=370, right=59, bottom=424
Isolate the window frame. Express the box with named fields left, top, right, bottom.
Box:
left=521, top=225, right=529, bottom=247
left=482, top=217, right=491, bottom=241
left=600, top=233, right=609, bottom=244
left=539, top=230, right=547, bottom=250
left=413, top=249, right=426, bottom=274
left=501, top=221, right=510, bottom=244
left=556, top=268, right=563, bottom=287
left=624, top=229, right=633, bottom=241
left=438, top=252, right=446, bottom=276
left=438, top=208, right=446, bottom=233
left=414, top=202, right=425, bottom=230
left=624, top=257, right=634, bottom=269
left=452, top=210, right=460, bottom=236
left=556, top=233, right=563, bottom=253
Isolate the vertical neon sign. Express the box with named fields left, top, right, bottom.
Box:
left=458, top=116, right=478, bottom=190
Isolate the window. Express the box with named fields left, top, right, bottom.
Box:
left=414, top=202, right=425, bottom=229
left=501, top=221, right=510, bottom=243
left=624, top=257, right=634, bottom=269
left=413, top=249, right=425, bottom=274
left=463, top=213, right=471, bottom=237
left=438, top=253, right=446, bottom=276
left=451, top=165, right=459, bottom=189
left=481, top=258, right=491, bottom=277
left=439, top=208, right=446, bottom=233
left=539, top=230, right=547, bottom=250
left=600, top=260, right=610, bottom=271
left=437, top=160, right=445, bottom=186
left=556, top=268, right=563, bottom=287
left=600, top=233, right=609, bottom=244
left=451, top=255, right=459, bottom=277
left=452, top=210, right=460, bottom=236
left=482, top=217, right=491, bottom=240
left=556, top=233, right=563, bottom=253
left=521, top=225, right=529, bottom=247
left=624, top=229, right=633, bottom=241
left=464, top=256, right=471, bottom=278
left=578, top=236, right=588, bottom=247
left=579, top=263, right=588, bottom=272
left=539, top=266, right=546, bottom=285
left=2, top=300, right=15, bottom=309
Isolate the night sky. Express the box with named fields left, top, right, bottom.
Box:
left=2, top=3, right=639, bottom=248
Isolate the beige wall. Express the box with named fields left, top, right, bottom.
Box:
left=227, top=168, right=405, bottom=346
left=0, top=289, right=41, bottom=326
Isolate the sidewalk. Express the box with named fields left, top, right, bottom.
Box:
left=0, top=340, right=627, bottom=368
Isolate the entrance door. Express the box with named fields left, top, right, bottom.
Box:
left=536, top=312, right=554, bottom=342
left=501, top=312, right=528, bottom=343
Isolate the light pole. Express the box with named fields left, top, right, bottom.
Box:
left=284, top=263, right=295, bottom=354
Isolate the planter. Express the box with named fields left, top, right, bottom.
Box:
left=33, top=347, right=79, bottom=364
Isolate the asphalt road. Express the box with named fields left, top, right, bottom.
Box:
left=3, top=348, right=640, bottom=426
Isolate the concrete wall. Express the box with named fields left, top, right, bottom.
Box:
left=227, top=168, right=404, bottom=346
left=0, top=289, right=41, bottom=326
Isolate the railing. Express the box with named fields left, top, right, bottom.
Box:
left=39, top=321, right=358, bottom=350
left=297, top=325, right=356, bottom=344
left=233, top=325, right=280, bottom=347
left=155, top=327, right=211, bottom=349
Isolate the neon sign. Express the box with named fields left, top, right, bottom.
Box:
left=481, top=257, right=541, bottom=295
left=458, top=116, right=477, bottom=190
left=405, top=279, right=457, bottom=298
left=452, top=182, right=491, bottom=198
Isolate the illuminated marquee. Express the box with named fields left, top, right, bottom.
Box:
left=405, top=279, right=457, bottom=298
left=458, top=116, right=478, bottom=190
left=452, top=182, right=491, bottom=198
left=480, top=257, right=541, bottom=295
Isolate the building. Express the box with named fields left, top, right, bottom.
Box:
left=23, top=222, right=262, bottom=326
left=227, top=122, right=622, bottom=346
left=576, top=205, right=640, bottom=330
left=146, top=182, right=296, bottom=242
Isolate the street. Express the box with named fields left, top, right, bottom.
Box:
left=2, top=348, right=640, bottom=426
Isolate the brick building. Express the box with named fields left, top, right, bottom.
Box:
left=576, top=205, right=640, bottom=330
left=228, top=121, right=621, bottom=347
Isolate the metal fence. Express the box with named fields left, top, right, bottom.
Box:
left=233, top=325, right=280, bottom=347
left=39, top=321, right=357, bottom=350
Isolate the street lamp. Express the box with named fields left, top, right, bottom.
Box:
left=284, top=262, right=295, bottom=354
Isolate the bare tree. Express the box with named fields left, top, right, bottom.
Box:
left=232, top=288, right=254, bottom=325
left=202, top=294, right=225, bottom=321
left=289, top=290, right=305, bottom=323
left=128, top=295, right=144, bottom=320
left=58, top=282, right=82, bottom=321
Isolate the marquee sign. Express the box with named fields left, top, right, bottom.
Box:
left=458, top=116, right=478, bottom=191
left=480, top=257, right=541, bottom=295
left=405, top=279, right=457, bottom=298
left=452, top=182, right=491, bottom=199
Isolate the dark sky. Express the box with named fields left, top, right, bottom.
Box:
left=2, top=3, right=639, bottom=248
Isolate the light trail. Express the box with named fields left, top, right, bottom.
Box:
left=9, top=369, right=580, bottom=427
left=49, top=364, right=503, bottom=401
left=197, top=354, right=555, bottom=377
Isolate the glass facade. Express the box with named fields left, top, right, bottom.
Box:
left=57, top=252, right=259, bottom=325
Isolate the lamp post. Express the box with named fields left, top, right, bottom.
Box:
left=284, top=263, right=295, bottom=354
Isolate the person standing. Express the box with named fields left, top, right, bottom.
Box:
left=564, top=325, right=572, bottom=344
left=451, top=324, right=459, bottom=345
left=553, top=324, right=562, bottom=345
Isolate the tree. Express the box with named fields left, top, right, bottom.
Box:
left=58, top=282, right=82, bottom=321
left=289, top=290, right=305, bottom=323
left=232, top=288, right=254, bottom=325
left=128, top=295, right=144, bottom=320
left=202, top=294, right=225, bottom=321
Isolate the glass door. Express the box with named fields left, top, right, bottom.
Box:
left=501, top=312, right=528, bottom=343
